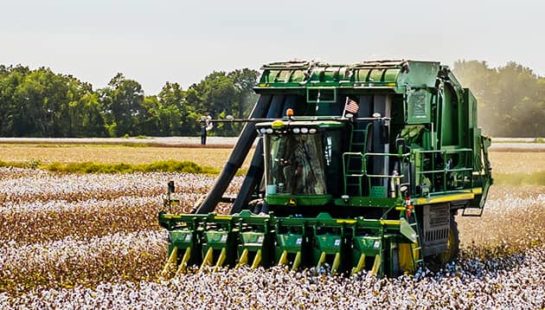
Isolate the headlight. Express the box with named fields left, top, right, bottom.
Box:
left=301, top=128, right=309, bottom=134
left=266, top=128, right=273, bottom=134
left=260, top=128, right=267, bottom=134
left=292, top=128, right=300, bottom=134
left=309, top=128, right=317, bottom=134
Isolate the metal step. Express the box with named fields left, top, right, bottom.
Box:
left=462, top=207, right=484, bottom=217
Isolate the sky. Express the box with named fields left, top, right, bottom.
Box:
left=1, top=0, right=544, bottom=94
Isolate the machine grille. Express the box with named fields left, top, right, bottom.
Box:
left=422, top=204, right=450, bottom=256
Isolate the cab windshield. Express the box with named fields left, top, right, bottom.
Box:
left=265, top=133, right=327, bottom=195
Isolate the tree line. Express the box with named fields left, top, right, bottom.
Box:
left=0, top=61, right=543, bottom=137
left=0, top=65, right=258, bottom=137
left=453, top=60, right=545, bottom=137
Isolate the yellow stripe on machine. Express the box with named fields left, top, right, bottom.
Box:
left=213, top=248, right=227, bottom=272
left=160, top=247, right=178, bottom=277
left=331, top=252, right=341, bottom=274
left=278, top=250, right=288, bottom=266
left=176, top=247, right=191, bottom=275
left=316, top=252, right=327, bottom=269
left=292, top=251, right=302, bottom=271
left=415, top=193, right=474, bottom=205
left=336, top=219, right=357, bottom=225
left=351, top=253, right=366, bottom=276
left=251, top=250, right=262, bottom=269
left=380, top=219, right=401, bottom=226
left=371, top=255, right=382, bottom=276
left=411, top=243, right=420, bottom=266
left=199, top=248, right=214, bottom=272
left=237, top=249, right=249, bottom=268
left=398, top=243, right=414, bottom=273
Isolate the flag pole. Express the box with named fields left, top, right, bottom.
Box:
left=343, top=96, right=349, bottom=118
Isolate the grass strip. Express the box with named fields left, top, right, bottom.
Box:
left=0, top=159, right=250, bottom=176
left=0, top=160, right=219, bottom=175
left=45, top=160, right=219, bottom=174
left=493, top=171, right=545, bottom=186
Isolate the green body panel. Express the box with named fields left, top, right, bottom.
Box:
left=314, top=234, right=342, bottom=254
left=370, top=186, right=387, bottom=198
left=406, top=90, right=432, bottom=124
left=312, top=232, right=343, bottom=270
left=256, top=60, right=440, bottom=94
left=265, top=194, right=332, bottom=206
left=334, top=196, right=400, bottom=208
left=399, top=218, right=418, bottom=243
left=351, top=236, right=383, bottom=274
left=353, top=236, right=382, bottom=257
left=169, top=229, right=193, bottom=247
left=204, top=231, right=230, bottom=250
left=276, top=233, right=304, bottom=253
left=239, top=232, right=266, bottom=250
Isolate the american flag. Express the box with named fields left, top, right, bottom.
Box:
left=344, top=97, right=359, bottom=114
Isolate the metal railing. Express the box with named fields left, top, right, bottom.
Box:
left=343, top=152, right=410, bottom=198
left=343, top=148, right=475, bottom=198
left=414, top=148, right=473, bottom=194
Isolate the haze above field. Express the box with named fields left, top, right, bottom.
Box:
left=1, top=0, right=544, bottom=94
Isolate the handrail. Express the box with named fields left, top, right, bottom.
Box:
left=413, top=148, right=474, bottom=193
left=417, top=148, right=472, bottom=154
left=343, top=151, right=411, bottom=198
left=363, top=152, right=411, bottom=158
left=417, top=168, right=473, bottom=174
left=342, top=147, right=476, bottom=198
left=366, top=174, right=405, bottom=179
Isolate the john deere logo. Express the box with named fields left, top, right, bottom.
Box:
left=287, top=198, right=297, bottom=206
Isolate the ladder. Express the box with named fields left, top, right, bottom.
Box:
left=407, top=211, right=424, bottom=268
left=342, top=122, right=372, bottom=196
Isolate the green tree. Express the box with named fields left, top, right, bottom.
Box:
left=0, top=65, right=31, bottom=136
left=0, top=66, right=104, bottom=137
left=229, top=68, right=260, bottom=118
left=183, top=69, right=259, bottom=136
left=454, top=60, right=545, bottom=137
left=157, top=82, right=191, bottom=135
left=99, top=73, right=146, bottom=136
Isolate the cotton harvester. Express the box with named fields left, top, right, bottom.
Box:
left=159, top=60, right=493, bottom=277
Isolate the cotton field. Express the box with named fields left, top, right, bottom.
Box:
left=0, top=167, right=544, bottom=309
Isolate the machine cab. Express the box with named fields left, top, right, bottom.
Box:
left=257, top=120, right=345, bottom=207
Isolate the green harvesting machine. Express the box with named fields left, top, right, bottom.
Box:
left=159, top=60, right=493, bottom=277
